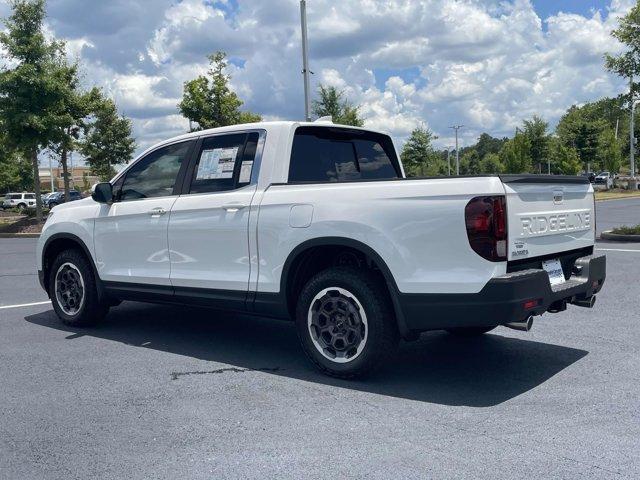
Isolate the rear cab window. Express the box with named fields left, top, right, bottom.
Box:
left=288, top=126, right=401, bottom=183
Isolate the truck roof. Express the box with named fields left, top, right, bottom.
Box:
left=133, top=121, right=392, bottom=165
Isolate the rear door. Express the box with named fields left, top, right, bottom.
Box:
left=168, top=131, right=263, bottom=300
left=502, top=176, right=595, bottom=260
left=24, top=194, right=36, bottom=207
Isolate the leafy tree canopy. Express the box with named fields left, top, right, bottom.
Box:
left=179, top=51, right=261, bottom=131
left=400, top=126, right=443, bottom=176
left=312, top=85, right=364, bottom=127
left=81, top=92, right=136, bottom=181
left=0, top=0, right=81, bottom=219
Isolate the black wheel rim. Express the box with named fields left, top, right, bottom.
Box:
left=54, top=262, right=85, bottom=316
left=307, top=287, right=368, bottom=363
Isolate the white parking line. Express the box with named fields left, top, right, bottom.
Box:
left=597, top=248, right=640, bottom=253
left=0, top=300, right=51, bottom=310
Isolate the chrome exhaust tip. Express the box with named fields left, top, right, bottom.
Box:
left=572, top=295, right=596, bottom=308
left=505, top=315, right=534, bottom=332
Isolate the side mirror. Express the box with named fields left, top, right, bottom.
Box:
left=91, top=182, right=113, bottom=204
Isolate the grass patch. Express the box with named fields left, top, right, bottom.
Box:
left=595, top=189, right=640, bottom=201
left=611, top=224, right=640, bottom=235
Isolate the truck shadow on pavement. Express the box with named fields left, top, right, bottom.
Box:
left=25, top=302, right=588, bottom=407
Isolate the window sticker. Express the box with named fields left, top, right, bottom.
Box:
left=196, top=146, right=239, bottom=180
left=239, top=161, right=253, bottom=183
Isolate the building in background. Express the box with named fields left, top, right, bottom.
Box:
left=38, top=166, right=99, bottom=193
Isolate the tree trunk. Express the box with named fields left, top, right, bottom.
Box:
left=61, top=146, right=71, bottom=203
left=31, top=148, right=43, bottom=223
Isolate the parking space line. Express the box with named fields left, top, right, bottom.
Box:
left=0, top=300, right=51, bottom=310
left=596, top=248, right=640, bottom=253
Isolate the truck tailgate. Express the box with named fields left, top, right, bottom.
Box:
left=501, top=176, right=595, bottom=261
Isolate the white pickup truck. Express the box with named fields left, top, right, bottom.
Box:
left=37, top=121, right=606, bottom=378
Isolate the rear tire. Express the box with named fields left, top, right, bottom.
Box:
left=49, top=249, right=109, bottom=327
left=295, top=267, right=398, bottom=379
left=446, top=326, right=496, bottom=336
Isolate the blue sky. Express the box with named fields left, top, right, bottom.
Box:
left=0, top=0, right=634, bottom=155
left=532, top=0, right=609, bottom=19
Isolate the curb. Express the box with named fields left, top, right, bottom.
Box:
left=600, top=230, right=640, bottom=242
left=0, top=233, right=41, bottom=238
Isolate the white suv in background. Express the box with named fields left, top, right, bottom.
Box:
left=2, top=192, right=37, bottom=210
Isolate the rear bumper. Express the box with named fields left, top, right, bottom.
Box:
left=399, top=254, right=606, bottom=332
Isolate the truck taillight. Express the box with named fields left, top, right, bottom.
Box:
left=465, top=195, right=508, bottom=262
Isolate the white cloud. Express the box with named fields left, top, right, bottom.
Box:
left=30, top=0, right=634, bottom=153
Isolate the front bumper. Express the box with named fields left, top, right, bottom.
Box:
left=399, top=254, right=606, bottom=332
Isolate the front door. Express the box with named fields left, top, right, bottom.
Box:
left=168, top=132, right=262, bottom=303
left=94, top=140, right=195, bottom=286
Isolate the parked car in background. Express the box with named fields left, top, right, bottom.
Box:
left=46, top=190, right=82, bottom=209
left=581, top=172, right=596, bottom=183
left=595, top=171, right=614, bottom=189
left=2, top=192, right=36, bottom=210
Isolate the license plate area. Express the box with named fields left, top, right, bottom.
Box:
left=542, top=258, right=566, bottom=286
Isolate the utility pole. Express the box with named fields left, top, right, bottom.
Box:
left=48, top=156, right=54, bottom=192
left=450, top=125, right=464, bottom=175
left=446, top=146, right=452, bottom=176
left=300, top=0, right=312, bottom=122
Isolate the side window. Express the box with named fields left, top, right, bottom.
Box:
left=120, top=141, right=192, bottom=201
left=189, top=132, right=259, bottom=194
left=24, top=194, right=36, bottom=200
left=288, top=127, right=400, bottom=183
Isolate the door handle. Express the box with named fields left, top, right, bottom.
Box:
left=148, top=207, right=167, bottom=217
left=222, top=203, right=247, bottom=213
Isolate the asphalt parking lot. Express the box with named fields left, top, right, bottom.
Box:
left=1, top=198, right=639, bottom=479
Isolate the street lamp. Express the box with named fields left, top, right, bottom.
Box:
left=449, top=125, right=464, bottom=176
left=300, top=0, right=312, bottom=122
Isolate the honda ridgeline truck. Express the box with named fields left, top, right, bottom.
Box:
left=37, top=121, right=606, bottom=378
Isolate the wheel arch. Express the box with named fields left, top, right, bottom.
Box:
left=280, top=237, right=412, bottom=338
left=41, top=233, right=104, bottom=300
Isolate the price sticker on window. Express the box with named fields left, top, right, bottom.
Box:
left=196, top=147, right=239, bottom=180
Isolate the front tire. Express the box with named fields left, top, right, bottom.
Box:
left=49, top=249, right=109, bottom=327
left=295, top=267, right=398, bottom=379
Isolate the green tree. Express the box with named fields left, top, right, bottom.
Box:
left=81, top=94, right=136, bottom=181
left=475, top=133, right=508, bottom=159
left=400, top=126, right=442, bottom=176
left=313, top=85, right=364, bottom=126
left=479, top=152, right=505, bottom=174
left=0, top=0, right=80, bottom=221
left=605, top=2, right=640, bottom=97
left=556, top=106, right=605, bottom=172
left=522, top=115, right=549, bottom=173
left=0, top=132, right=32, bottom=193
left=499, top=129, right=532, bottom=173
left=179, top=51, right=261, bottom=131
left=50, top=82, right=102, bottom=202
left=597, top=128, right=623, bottom=173
left=460, top=149, right=482, bottom=175
left=548, top=137, right=582, bottom=175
